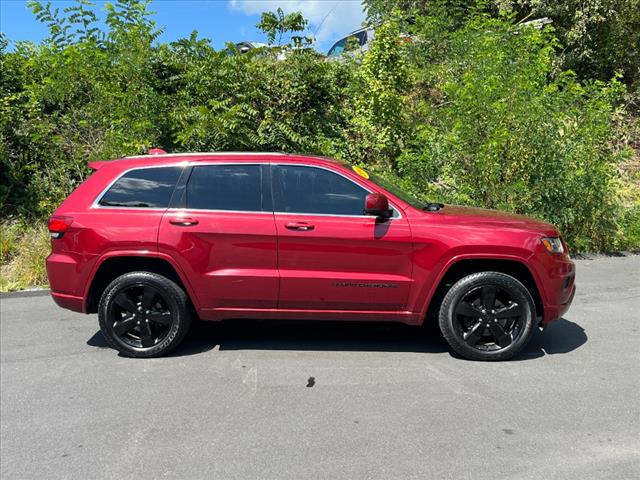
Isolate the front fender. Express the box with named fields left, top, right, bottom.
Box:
left=409, top=248, right=542, bottom=322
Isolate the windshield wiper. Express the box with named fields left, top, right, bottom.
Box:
left=422, top=203, right=444, bottom=212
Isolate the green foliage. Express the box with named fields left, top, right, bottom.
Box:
left=364, top=0, right=484, bottom=28
left=1, top=0, right=165, bottom=215
left=348, top=15, right=409, bottom=167
left=27, top=0, right=73, bottom=48
left=364, top=0, right=640, bottom=89
left=166, top=40, right=352, bottom=154
left=0, top=0, right=638, bottom=263
left=1, top=220, right=22, bottom=265
left=515, top=0, right=640, bottom=88
left=256, top=7, right=311, bottom=48
left=398, top=15, right=634, bottom=251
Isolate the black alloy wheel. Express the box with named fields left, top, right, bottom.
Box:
left=439, top=272, right=536, bottom=361
left=110, top=284, right=173, bottom=349
left=98, top=272, right=192, bottom=357
left=455, top=285, right=524, bottom=351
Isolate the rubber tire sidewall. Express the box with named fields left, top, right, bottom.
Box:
left=439, top=271, right=536, bottom=361
left=98, top=271, right=192, bottom=358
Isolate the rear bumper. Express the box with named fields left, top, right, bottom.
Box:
left=46, top=252, right=89, bottom=313
left=51, top=291, right=86, bottom=313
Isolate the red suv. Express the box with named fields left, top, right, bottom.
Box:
left=46, top=152, right=575, bottom=360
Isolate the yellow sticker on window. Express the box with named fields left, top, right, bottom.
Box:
left=352, top=165, right=369, bottom=179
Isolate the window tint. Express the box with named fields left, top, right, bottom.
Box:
left=327, top=31, right=367, bottom=57
left=355, top=30, right=367, bottom=46
left=273, top=165, right=368, bottom=215
left=99, top=167, right=181, bottom=208
left=186, top=164, right=264, bottom=211
left=327, top=38, right=345, bottom=57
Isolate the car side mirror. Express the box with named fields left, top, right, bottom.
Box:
left=364, top=193, right=393, bottom=219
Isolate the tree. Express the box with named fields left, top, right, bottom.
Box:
left=256, top=7, right=312, bottom=48
left=349, top=16, right=409, bottom=167
left=0, top=1, right=637, bottom=251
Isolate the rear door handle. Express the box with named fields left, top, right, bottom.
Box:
left=285, top=222, right=315, bottom=231
left=169, top=217, right=199, bottom=226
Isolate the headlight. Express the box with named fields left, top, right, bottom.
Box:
left=541, top=237, right=564, bottom=254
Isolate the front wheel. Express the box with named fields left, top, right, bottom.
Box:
left=98, top=272, right=192, bottom=358
left=439, top=272, right=536, bottom=361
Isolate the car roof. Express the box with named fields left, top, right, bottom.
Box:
left=89, top=152, right=346, bottom=171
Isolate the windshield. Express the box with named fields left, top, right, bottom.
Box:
left=346, top=164, right=425, bottom=209
left=327, top=31, right=367, bottom=57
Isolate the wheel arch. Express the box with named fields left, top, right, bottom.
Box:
left=423, top=257, right=544, bottom=327
left=85, top=254, right=198, bottom=314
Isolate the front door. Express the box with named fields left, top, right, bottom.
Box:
left=272, top=164, right=413, bottom=311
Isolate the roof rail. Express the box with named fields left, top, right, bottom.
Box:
left=122, top=151, right=289, bottom=159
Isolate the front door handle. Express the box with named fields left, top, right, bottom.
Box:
left=169, top=217, right=199, bottom=226
left=285, top=222, right=315, bottom=231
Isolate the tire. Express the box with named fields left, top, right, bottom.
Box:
left=439, top=272, right=536, bottom=361
left=98, top=271, right=192, bottom=358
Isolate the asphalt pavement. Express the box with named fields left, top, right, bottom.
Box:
left=1, top=255, right=639, bottom=479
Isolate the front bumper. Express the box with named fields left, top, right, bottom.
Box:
left=541, top=283, right=575, bottom=325
left=537, top=254, right=576, bottom=325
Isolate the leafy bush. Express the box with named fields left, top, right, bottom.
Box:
left=397, top=16, right=635, bottom=251
left=0, top=0, right=638, bottom=283
left=347, top=16, right=409, bottom=166
left=168, top=45, right=353, bottom=155
left=363, top=0, right=640, bottom=89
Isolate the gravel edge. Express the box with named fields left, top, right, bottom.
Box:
left=0, top=288, right=51, bottom=299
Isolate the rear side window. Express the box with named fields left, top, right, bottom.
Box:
left=186, top=164, right=264, bottom=211
left=273, top=165, right=368, bottom=215
left=99, top=167, right=181, bottom=208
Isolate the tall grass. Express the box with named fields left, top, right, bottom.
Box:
left=0, top=220, right=50, bottom=292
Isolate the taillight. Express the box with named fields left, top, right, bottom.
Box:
left=48, top=215, right=73, bottom=239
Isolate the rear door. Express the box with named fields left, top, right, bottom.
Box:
left=272, top=164, right=413, bottom=311
left=158, top=163, right=278, bottom=310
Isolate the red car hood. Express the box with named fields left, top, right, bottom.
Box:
left=435, top=205, right=559, bottom=235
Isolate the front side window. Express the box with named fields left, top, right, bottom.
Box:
left=99, top=167, right=182, bottom=208
left=273, top=165, right=368, bottom=216
left=186, top=164, right=264, bottom=211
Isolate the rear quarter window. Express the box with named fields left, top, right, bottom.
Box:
left=98, top=167, right=182, bottom=208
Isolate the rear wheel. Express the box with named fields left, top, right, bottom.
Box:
left=439, top=272, right=536, bottom=361
left=98, top=272, right=191, bottom=357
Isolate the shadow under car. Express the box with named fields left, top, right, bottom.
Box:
left=87, top=317, right=587, bottom=360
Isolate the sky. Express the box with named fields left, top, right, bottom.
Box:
left=0, top=0, right=367, bottom=53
